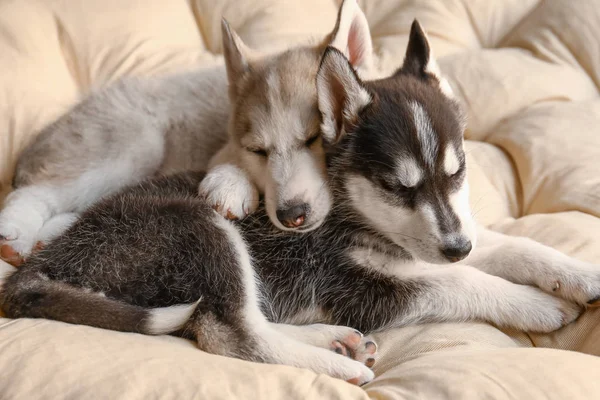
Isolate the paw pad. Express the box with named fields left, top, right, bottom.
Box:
left=330, top=334, right=378, bottom=370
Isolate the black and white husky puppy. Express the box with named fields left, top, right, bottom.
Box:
left=2, top=22, right=599, bottom=385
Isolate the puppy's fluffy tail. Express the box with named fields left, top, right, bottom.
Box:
left=0, top=270, right=199, bottom=335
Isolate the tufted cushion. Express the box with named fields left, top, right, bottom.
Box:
left=1, top=0, right=600, bottom=398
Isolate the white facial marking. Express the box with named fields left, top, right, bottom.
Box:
left=409, top=101, right=438, bottom=168
left=345, top=175, right=427, bottom=258
left=395, top=157, right=423, bottom=188
left=345, top=173, right=475, bottom=264
left=443, top=145, right=460, bottom=176
left=419, top=203, right=439, bottom=238
left=449, top=180, right=476, bottom=248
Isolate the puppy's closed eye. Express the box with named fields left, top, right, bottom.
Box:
left=379, top=178, right=419, bottom=195
left=247, top=147, right=268, bottom=157
left=305, top=133, right=320, bottom=147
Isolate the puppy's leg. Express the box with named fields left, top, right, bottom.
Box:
left=333, top=263, right=581, bottom=334
left=185, top=312, right=374, bottom=384
left=0, top=165, right=152, bottom=264
left=0, top=103, right=165, bottom=263
left=205, top=217, right=374, bottom=384
left=271, top=323, right=378, bottom=368
left=466, top=226, right=600, bottom=306
left=199, top=146, right=259, bottom=220
left=393, top=265, right=582, bottom=333
left=4, top=212, right=80, bottom=264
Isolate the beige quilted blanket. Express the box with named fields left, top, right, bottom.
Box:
left=1, top=0, right=600, bottom=398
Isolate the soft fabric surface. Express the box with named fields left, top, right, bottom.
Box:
left=1, top=0, right=600, bottom=398
left=1, top=307, right=600, bottom=400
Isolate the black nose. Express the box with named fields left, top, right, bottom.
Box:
left=276, top=204, right=310, bottom=228
left=441, top=241, right=472, bottom=263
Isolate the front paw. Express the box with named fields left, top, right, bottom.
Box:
left=0, top=218, right=41, bottom=267
left=331, top=333, right=378, bottom=369
left=198, top=164, right=259, bottom=220
left=501, top=286, right=582, bottom=333
left=536, top=262, right=600, bottom=307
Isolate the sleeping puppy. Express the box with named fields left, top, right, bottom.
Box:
left=0, top=0, right=373, bottom=266
left=3, top=21, right=599, bottom=386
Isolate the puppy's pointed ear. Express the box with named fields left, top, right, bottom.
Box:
left=221, top=19, right=252, bottom=97
left=326, top=0, right=373, bottom=70
left=317, top=47, right=372, bottom=143
left=400, top=20, right=454, bottom=97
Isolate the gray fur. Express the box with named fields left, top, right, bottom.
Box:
left=3, top=20, right=598, bottom=383
left=0, top=2, right=376, bottom=261
left=15, top=68, right=229, bottom=187
left=3, top=24, right=596, bottom=379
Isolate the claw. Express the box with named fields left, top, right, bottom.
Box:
left=225, top=209, right=238, bottom=220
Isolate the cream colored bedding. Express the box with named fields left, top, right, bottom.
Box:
left=1, top=0, right=600, bottom=398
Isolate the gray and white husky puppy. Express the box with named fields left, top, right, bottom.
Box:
left=0, top=0, right=374, bottom=266
left=2, top=22, right=600, bottom=385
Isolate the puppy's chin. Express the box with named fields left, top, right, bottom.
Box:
left=412, top=244, right=472, bottom=265
left=390, top=237, right=455, bottom=265
left=418, top=253, right=457, bottom=265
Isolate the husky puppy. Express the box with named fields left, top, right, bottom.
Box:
left=2, top=22, right=600, bottom=385
left=0, top=0, right=374, bottom=266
